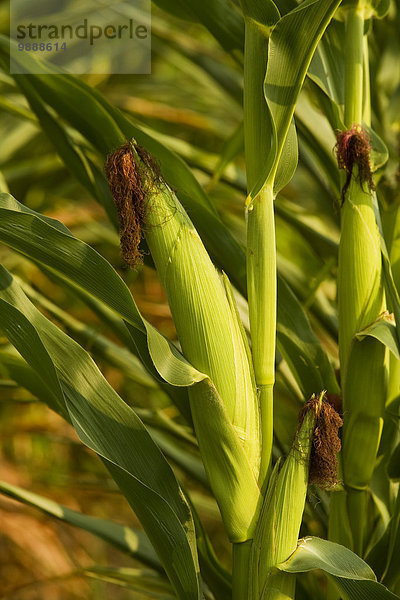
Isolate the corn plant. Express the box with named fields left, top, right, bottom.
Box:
left=0, top=0, right=400, bottom=598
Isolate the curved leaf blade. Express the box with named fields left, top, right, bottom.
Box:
left=278, top=537, right=400, bottom=599
left=254, top=0, right=341, bottom=197
left=0, top=193, right=204, bottom=389
left=0, top=480, right=161, bottom=571
left=0, top=268, right=201, bottom=600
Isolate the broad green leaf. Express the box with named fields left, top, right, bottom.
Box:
left=275, top=195, right=338, bottom=261
left=0, top=480, right=161, bottom=571
left=239, top=0, right=280, bottom=193
left=381, top=491, right=400, bottom=589
left=17, top=277, right=157, bottom=389
left=366, top=473, right=400, bottom=586
left=147, top=427, right=208, bottom=488
left=387, top=444, right=400, bottom=480
left=0, top=192, right=204, bottom=389
left=0, top=267, right=201, bottom=600
left=188, top=497, right=232, bottom=600
left=35, top=266, right=193, bottom=423
left=387, top=84, right=400, bottom=128
left=208, top=121, right=244, bottom=189
left=278, top=537, right=400, bottom=599
left=365, top=124, right=389, bottom=172
left=372, top=193, right=400, bottom=349
left=294, top=94, right=340, bottom=196
left=273, top=118, right=298, bottom=195
left=253, top=0, right=341, bottom=197
left=309, top=20, right=345, bottom=109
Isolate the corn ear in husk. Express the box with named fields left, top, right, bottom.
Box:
left=251, top=393, right=341, bottom=599
left=337, top=132, right=388, bottom=553
left=105, top=142, right=261, bottom=541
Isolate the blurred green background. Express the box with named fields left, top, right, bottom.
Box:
left=0, top=0, right=399, bottom=597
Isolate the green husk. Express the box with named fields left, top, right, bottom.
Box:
left=338, top=162, right=388, bottom=554
left=338, top=172, right=385, bottom=380
left=250, top=393, right=341, bottom=599
left=105, top=142, right=261, bottom=542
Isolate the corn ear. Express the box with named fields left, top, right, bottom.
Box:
left=338, top=173, right=385, bottom=380
left=105, top=143, right=261, bottom=541
left=141, top=154, right=260, bottom=470
left=338, top=156, right=388, bottom=553
left=256, top=401, right=316, bottom=568
left=251, top=393, right=336, bottom=599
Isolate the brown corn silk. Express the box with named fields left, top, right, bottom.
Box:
left=299, top=395, right=343, bottom=488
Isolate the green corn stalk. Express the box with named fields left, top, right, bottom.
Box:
left=106, top=142, right=261, bottom=544
left=335, top=0, right=388, bottom=556
left=240, top=0, right=278, bottom=499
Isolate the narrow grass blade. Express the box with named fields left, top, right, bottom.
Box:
left=0, top=480, right=160, bottom=571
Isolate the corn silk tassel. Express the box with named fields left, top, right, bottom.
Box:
left=105, top=142, right=261, bottom=542
left=336, top=125, right=388, bottom=555
left=251, top=392, right=342, bottom=600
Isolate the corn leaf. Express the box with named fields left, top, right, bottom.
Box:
left=209, top=121, right=244, bottom=188
left=387, top=443, right=400, bottom=480
left=251, top=0, right=341, bottom=197
left=0, top=193, right=204, bottom=389
left=308, top=20, right=345, bottom=109
left=0, top=349, right=68, bottom=418
left=0, top=267, right=201, bottom=600
left=372, top=192, right=400, bottom=348
left=11, top=76, right=118, bottom=227
left=188, top=497, right=232, bottom=600
left=355, top=315, right=400, bottom=359
left=0, top=480, right=161, bottom=571
left=278, top=537, right=400, bottom=599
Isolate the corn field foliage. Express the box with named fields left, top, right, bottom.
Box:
left=0, top=0, right=400, bottom=598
